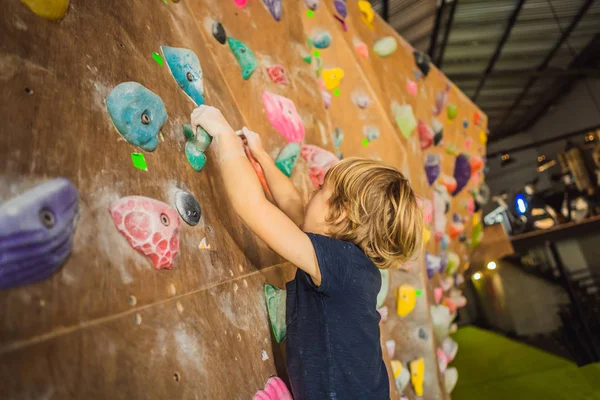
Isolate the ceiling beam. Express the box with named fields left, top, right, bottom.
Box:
left=490, top=34, right=600, bottom=142
left=382, top=0, right=390, bottom=21
left=436, top=0, right=458, bottom=68
left=472, top=0, right=527, bottom=101
left=449, top=67, right=600, bottom=80
left=494, top=0, right=596, bottom=134
left=428, top=0, right=446, bottom=58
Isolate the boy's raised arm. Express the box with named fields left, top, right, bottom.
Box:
left=191, top=106, right=321, bottom=285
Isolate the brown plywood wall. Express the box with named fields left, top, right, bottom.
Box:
left=0, top=1, right=487, bottom=399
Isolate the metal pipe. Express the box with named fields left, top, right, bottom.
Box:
left=428, top=0, right=446, bottom=59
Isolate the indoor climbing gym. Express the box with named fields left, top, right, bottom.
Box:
left=1, top=0, right=600, bottom=399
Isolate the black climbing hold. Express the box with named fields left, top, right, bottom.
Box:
left=459, top=233, right=466, bottom=243
left=418, top=328, right=428, bottom=340
left=212, top=22, right=227, bottom=45
left=413, top=50, right=431, bottom=77
left=25, top=88, right=33, bottom=95
left=175, top=190, right=201, bottom=226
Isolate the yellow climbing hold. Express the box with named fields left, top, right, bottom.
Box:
left=423, top=227, right=431, bottom=246
left=322, top=68, right=345, bottom=90
left=358, top=0, right=374, bottom=28
left=20, top=0, right=69, bottom=21
left=410, top=358, right=425, bottom=396
left=199, top=237, right=211, bottom=249
left=396, top=284, right=416, bottom=317
left=479, top=129, right=487, bottom=145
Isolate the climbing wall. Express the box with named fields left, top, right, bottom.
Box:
left=0, top=1, right=487, bottom=399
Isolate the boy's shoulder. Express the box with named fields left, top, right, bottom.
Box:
left=306, top=233, right=376, bottom=272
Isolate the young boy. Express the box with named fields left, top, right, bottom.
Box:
left=191, top=106, right=423, bottom=400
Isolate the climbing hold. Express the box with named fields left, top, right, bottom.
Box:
left=445, top=251, right=460, bottom=276
left=423, top=227, right=432, bottom=245
left=262, top=0, right=282, bottom=22
left=414, top=70, right=423, bottom=81
left=418, top=327, right=428, bottom=340
left=352, top=92, right=370, bottom=109
left=333, top=14, right=348, bottom=31
left=312, top=30, right=332, bottom=49
left=386, top=339, right=396, bottom=358
left=304, top=0, right=319, bottom=10
left=449, top=214, right=464, bottom=240
left=262, top=91, right=305, bottom=143
left=426, top=252, right=442, bottom=279
left=353, top=38, right=369, bottom=59
left=302, top=53, right=312, bottom=64
left=392, top=103, right=417, bottom=139
left=234, top=0, right=247, bottom=7
left=212, top=22, right=227, bottom=45
left=198, top=237, right=210, bottom=249
left=440, top=174, right=457, bottom=194
left=432, top=119, right=444, bottom=145
left=445, top=142, right=457, bottom=156
left=391, top=361, right=411, bottom=393
left=410, top=358, right=425, bottom=396
left=20, top=0, right=69, bottom=20
left=131, top=153, right=148, bottom=171
left=453, top=154, right=471, bottom=195
left=447, top=103, right=458, bottom=120
left=396, top=284, right=416, bottom=317
left=334, top=0, right=347, bottom=18
left=465, top=137, right=473, bottom=150
left=332, top=127, right=344, bottom=149
left=0, top=178, right=78, bottom=289
left=161, top=46, right=205, bottom=106
left=473, top=111, right=481, bottom=126
left=418, top=119, right=434, bottom=150
left=434, top=287, right=443, bottom=304
left=321, top=68, right=344, bottom=90
left=462, top=118, right=469, bottom=129
left=433, top=90, right=448, bottom=116
left=152, top=52, right=163, bottom=66
left=373, top=37, right=397, bottom=57
left=364, top=126, right=379, bottom=142
left=413, top=50, right=431, bottom=77
left=377, top=269, right=389, bottom=308
left=333, top=88, right=341, bottom=97
left=301, top=144, right=339, bottom=188
left=109, top=196, right=180, bottom=270
left=264, top=284, right=287, bottom=343
left=437, top=347, right=449, bottom=373
left=433, top=185, right=450, bottom=240
left=479, top=130, right=488, bottom=145
left=445, top=367, right=458, bottom=394
left=358, top=0, right=375, bottom=27
left=407, top=80, right=418, bottom=96
left=174, top=190, right=201, bottom=226
left=424, top=154, right=440, bottom=186
left=227, top=38, right=258, bottom=80
left=253, top=376, right=292, bottom=400
left=431, top=304, right=452, bottom=342
left=321, top=90, right=332, bottom=109
left=266, top=65, right=288, bottom=85
left=470, top=154, right=484, bottom=175
left=106, top=82, right=167, bottom=152
left=440, top=234, right=450, bottom=251
left=275, top=142, right=301, bottom=177
left=183, top=124, right=212, bottom=172
left=419, top=197, right=433, bottom=225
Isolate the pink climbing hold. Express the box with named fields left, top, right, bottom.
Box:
left=301, top=144, right=339, bottom=188
left=266, top=65, right=288, bottom=85
left=418, top=119, right=434, bottom=150
left=353, top=39, right=369, bottom=59
left=262, top=91, right=305, bottom=143
left=234, top=0, right=248, bottom=7
left=254, top=376, right=293, bottom=400
left=109, top=196, right=180, bottom=270
left=434, top=287, right=443, bottom=304
left=407, top=80, right=418, bottom=96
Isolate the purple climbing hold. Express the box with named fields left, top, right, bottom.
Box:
left=263, top=0, right=282, bottom=21
left=334, top=0, right=347, bottom=18
left=452, top=154, right=472, bottom=196
left=425, top=153, right=441, bottom=186
left=0, top=178, right=79, bottom=289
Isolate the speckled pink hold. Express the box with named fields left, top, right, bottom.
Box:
left=109, top=196, right=180, bottom=270
left=262, top=91, right=305, bottom=143
left=234, top=0, right=248, bottom=7
left=253, top=377, right=292, bottom=400
left=407, top=80, right=418, bottom=96
left=301, top=144, right=339, bottom=188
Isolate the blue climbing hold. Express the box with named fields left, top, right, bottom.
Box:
left=106, top=82, right=167, bottom=152
left=161, top=46, right=205, bottom=106
left=312, top=31, right=332, bottom=49
left=275, top=142, right=301, bottom=177
left=183, top=124, right=212, bottom=172
left=228, top=37, right=258, bottom=80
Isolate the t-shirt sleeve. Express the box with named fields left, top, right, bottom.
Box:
left=305, top=233, right=352, bottom=295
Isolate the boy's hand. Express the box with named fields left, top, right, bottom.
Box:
left=191, top=105, right=235, bottom=138
left=236, top=127, right=265, bottom=155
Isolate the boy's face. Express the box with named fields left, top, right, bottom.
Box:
left=302, top=183, right=333, bottom=235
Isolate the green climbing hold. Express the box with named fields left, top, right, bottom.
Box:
left=152, top=52, right=163, bottom=66
left=302, top=54, right=312, bottom=64
left=265, top=283, right=287, bottom=343
left=392, top=103, right=417, bottom=139
left=373, top=37, right=397, bottom=57
left=227, top=37, right=258, bottom=80
left=275, top=142, right=301, bottom=177
left=447, top=104, right=458, bottom=120
left=183, top=124, right=212, bottom=171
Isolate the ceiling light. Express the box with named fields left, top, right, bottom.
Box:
left=487, top=261, right=497, bottom=270
left=473, top=272, right=482, bottom=280
left=537, top=155, right=556, bottom=172
left=500, top=153, right=515, bottom=167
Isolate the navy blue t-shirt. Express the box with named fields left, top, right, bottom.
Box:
left=285, top=233, right=389, bottom=400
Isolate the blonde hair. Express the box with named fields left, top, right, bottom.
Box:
left=323, top=158, right=423, bottom=269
